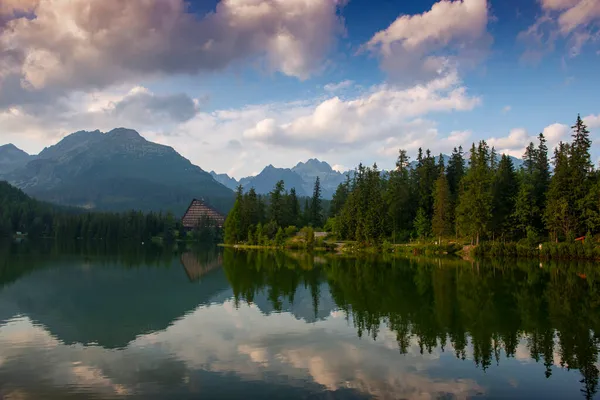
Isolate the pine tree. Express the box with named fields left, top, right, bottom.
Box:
left=269, top=180, right=285, bottom=226
left=287, top=187, right=300, bottom=227
left=513, top=175, right=538, bottom=239
left=386, top=149, right=413, bottom=242
left=414, top=207, right=430, bottom=240
left=545, top=142, right=573, bottom=241
left=491, top=154, right=518, bottom=240
left=432, top=169, right=452, bottom=242
left=224, top=186, right=244, bottom=244
left=446, top=146, right=466, bottom=236
left=330, top=174, right=350, bottom=217
left=456, top=141, right=493, bottom=245
left=310, top=177, right=323, bottom=227
left=570, top=114, right=593, bottom=235
left=447, top=146, right=466, bottom=199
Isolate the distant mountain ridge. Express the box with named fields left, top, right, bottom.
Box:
left=0, top=143, right=32, bottom=173
left=210, top=154, right=524, bottom=200
left=210, top=159, right=349, bottom=199
left=1, top=128, right=234, bottom=214
left=1, top=131, right=527, bottom=212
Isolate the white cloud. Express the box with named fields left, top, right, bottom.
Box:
left=584, top=113, right=600, bottom=128
left=502, top=105, right=512, bottom=113
left=487, top=123, right=571, bottom=158
left=519, top=0, right=600, bottom=61
left=365, top=0, right=491, bottom=82
left=0, top=71, right=483, bottom=178
left=244, top=71, right=480, bottom=153
left=0, top=0, right=345, bottom=109
left=324, top=80, right=354, bottom=92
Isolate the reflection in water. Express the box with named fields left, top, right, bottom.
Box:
left=0, top=242, right=599, bottom=399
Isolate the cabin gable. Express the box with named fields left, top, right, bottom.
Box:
left=181, top=199, right=226, bottom=229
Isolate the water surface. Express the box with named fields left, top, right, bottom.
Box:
left=0, top=242, right=599, bottom=399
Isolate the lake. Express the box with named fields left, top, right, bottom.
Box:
left=0, top=241, right=599, bottom=399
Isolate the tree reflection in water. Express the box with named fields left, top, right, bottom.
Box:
left=223, top=250, right=600, bottom=400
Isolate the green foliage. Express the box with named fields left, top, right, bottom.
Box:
left=414, top=208, right=430, bottom=240
left=220, top=114, right=597, bottom=255
left=284, top=225, right=298, bottom=237
left=0, top=181, right=195, bottom=243
left=432, top=171, right=452, bottom=240
left=310, top=177, right=323, bottom=227
left=304, top=227, right=315, bottom=250
left=456, top=141, right=493, bottom=244
left=274, top=227, right=285, bottom=247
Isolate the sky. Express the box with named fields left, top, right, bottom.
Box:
left=0, top=0, right=599, bottom=178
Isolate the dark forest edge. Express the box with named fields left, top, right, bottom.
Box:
left=223, top=115, right=600, bottom=261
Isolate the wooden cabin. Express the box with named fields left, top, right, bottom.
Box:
left=181, top=199, right=226, bottom=229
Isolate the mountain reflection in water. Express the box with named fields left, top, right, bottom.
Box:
left=0, top=241, right=599, bottom=399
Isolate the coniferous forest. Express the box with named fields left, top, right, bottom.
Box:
left=224, top=115, right=600, bottom=254
left=0, top=181, right=208, bottom=243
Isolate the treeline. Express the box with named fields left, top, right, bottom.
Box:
left=0, top=181, right=213, bottom=242
left=331, top=114, right=599, bottom=245
left=223, top=178, right=329, bottom=245
left=225, top=114, right=599, bottom=247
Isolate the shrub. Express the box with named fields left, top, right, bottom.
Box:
left=284, top=226, right=298, bottom=238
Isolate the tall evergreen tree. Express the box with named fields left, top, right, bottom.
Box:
left=310, top=177, right=323, bottom=227
left=447, top=146, right=466, bottom=199
left=491, top=155, right=518, bottom=240
left=570, top=114, right=593, bottom=235
left=287, top=187, right=300, bottom=227
left=386, top=150, right=413, bottom=242
left=545, top=142, right=573, bottom=241
left=269, top=180, right=285, bottom=226
left=456, top=141, right=493, bottom=245
left=224, top=186, right=244, bottom=244
left=432, top=168, right=452, bottom=242
left=330, top=174, right=350, bottom=217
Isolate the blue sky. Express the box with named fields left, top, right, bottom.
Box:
left=0, top=0, right=599, bottom=177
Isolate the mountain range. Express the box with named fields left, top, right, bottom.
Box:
left=0, top=128, right=234, bottom=215
left=211, top=159, right=349, bottom=199
left=211, top=154, right=524, bottom=200
left=1, top=128, right=526, bottom=214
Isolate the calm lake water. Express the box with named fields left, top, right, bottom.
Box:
left=1, top=241, right=599, bottom=399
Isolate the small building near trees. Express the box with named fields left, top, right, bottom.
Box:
left=182, top=199, right=226, bottom=230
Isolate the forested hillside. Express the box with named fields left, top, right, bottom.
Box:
left=2, top=128, right=234, bottom=215
left=0, top=181, right=188, bottom=242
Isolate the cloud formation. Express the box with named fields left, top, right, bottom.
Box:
left=324, top=80, right=355, bottom=92
left=0, top=0, right=345, bottom=109
left=244, top=71, right=481, bottom=152
left=487, top=123, right=571, bottom=158
left=365, top=0, right=491, bottom=82
left=519, top=0, right=600, bottom=61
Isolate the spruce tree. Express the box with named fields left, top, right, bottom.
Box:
left=570, top=114, right=593, bottom=235
left=386, top=149, right=413, bottom=242
left=311, top=177, right=323, bottom=227
left=545, top=142, right=573, bottom=241
left=287, top=187, right=300, bottom=227
left=491, top=154, right=518, bottom=240
left=432, top=169, right=452, bottom=242
left=330, top=175, right=350, bottom=217
left=447, top=146, right=466, bottom=199
left=269, top=180, right=285, bottom=226
left=456, top=141, right=493, bottom=245
left=224, top=186, right=244, bottom=244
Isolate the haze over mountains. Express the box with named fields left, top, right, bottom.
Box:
left=1, top=128, right=524, bottom=214
left=0, top=128, right=234, bottom=215
left=211, top=159, right=349, bottom=199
